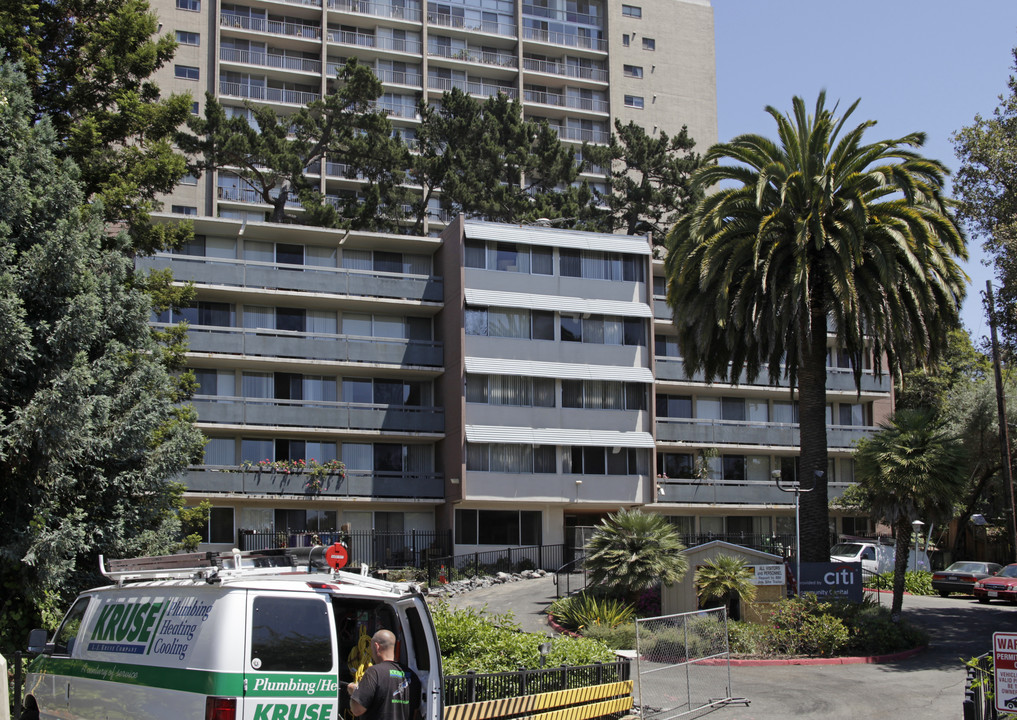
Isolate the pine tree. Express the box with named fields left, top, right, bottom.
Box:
left=0, top=64, right=206, bottom=655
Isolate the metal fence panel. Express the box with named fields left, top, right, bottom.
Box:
left=634, top=608, right=746, bottom=719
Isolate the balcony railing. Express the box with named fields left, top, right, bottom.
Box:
left=221, top=13, right=322, bottom=40
left=521, top=2, right=601, bottom=28
left=428, top=44, right=517, bottom=68
left=523, top=89, right=608, bottom=113
left=328, top=0, right=423, bottom=22
left=426, top=11, right=515, bottom=36
left=653, top=356, right=892, bottom=394
left=521, top=26, right=606, bottom=51
left=220, top=80, right=321, bottom=105
left=522, top=56, right=607, bottom=82
left=192, top=396, right=444, bottom=433
left=220, top=47, right=322, bottom=74
left=184, top=466, right=445, bottom=499
left=273, top=0, right=323, bottom=7
left=325, top=160, right=366, bottom=179
left=371, top=98, right=418, bottom=118
left=655, top=416, right=878, bottom=448
left=374, top=66, right=424, bottom=86
left=326, top=29, right=423, bottom=54
left=427, top=76, right=517, bottom=99
left=217, top=185, right=303, bottom=208
left=554, top=125, right=610, bottom=144
left=137, top=253, right=444, bottom=303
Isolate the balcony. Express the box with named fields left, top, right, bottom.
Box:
left=182, top=467, right=444, bottom=499
left=328, top=0, right=423, bottom=22
left=654, top=357, right=892, bottom=394
left=426, top=11, right=515, bottom=37
left=428, top=45, right=517, bottom=68
left=523, top=89, right=608, bottom=113
left=655, top=479, right=853, bottom=505
left=521, top=27, right=607, bottom=52
left=174, top=325, right=444, bottom=367
left=220, top=47, right=323, bottom=74
left=216, top=185, right=304, bottom=208
left=138, top=253, right=443, bottom=302
left=326, top=29, right=423, bottom=54
left=655, top=417, right=878, bottom=449
left=428, top=75, right=517, bottom=99
left=371, top=98, right=418, bottom=118
left=521, top=3, right=600, bottom=27
left=192, top=397, right=444, bottom=433
left=220, top=80, right=321, bottom=105
left=221, top=13, right=322, bottom=41
left=522, top=57, right=607, bottom=82
left=554, top=125, right=610, bottom=144
left=374, top=66, right=424, bottom=86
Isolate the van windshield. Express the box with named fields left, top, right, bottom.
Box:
left=830, top=544, right=863, bottom=556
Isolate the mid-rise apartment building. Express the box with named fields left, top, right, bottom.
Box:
left=152, top=0, right=717, bottom=224
left=142, top=214, right=891, bottom=554
left=140, top=0, right=890, bottom=554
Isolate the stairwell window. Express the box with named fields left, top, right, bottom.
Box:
left=642, top=37, right=655, bottom=50
left=623, top=64, right=643, bottom=78
left=176, top=0, right=200, bottom=9
left=175, top=65, right=200, bottom=80
left=621, top=4, right=642, bottom=17
left=624, top=94, right=644, bottom=109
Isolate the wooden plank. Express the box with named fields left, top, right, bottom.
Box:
left=444, top=681, right=633, bottom=720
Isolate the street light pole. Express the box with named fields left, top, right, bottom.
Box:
left=774, top=468, right=817, bottom=597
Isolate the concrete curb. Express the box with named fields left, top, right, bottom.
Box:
left=698, top=645, right=928, bottom=666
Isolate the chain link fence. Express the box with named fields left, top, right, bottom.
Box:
left=633, top=608, right=747, bottom=718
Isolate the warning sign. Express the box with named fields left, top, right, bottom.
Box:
left=325, top=543, right=348, bottom=570
left=993, top=632, right=1017, bottom=712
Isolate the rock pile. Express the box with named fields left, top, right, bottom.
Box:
left=427, top=568, right=550, bottom=597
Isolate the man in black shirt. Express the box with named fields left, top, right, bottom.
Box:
left=348, top=630, right=421, bottom=720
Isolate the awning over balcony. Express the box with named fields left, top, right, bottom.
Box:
left=464, top=288, right=652, bottom=317
left=465, top=424, right=655, bottom=448
left=464, top=220, right=651, bottom=255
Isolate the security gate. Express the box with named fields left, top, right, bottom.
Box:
left=633, top=607, right=748, bottom=718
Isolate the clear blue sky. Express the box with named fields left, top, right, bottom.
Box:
left=712, top=0, right=1017, bottom=342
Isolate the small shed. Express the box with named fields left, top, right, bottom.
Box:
left=662, top=541, right=785, bottom=622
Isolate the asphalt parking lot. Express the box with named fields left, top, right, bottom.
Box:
left=443, top=577, right=1017, bottom=719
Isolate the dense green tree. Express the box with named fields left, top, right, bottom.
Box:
left=584, top=509, right=688, bottom=602
left=954, top=46, right=1017, bottom=350
left=666, top=93, right=967, bottom=563
left=585, top=120, right=704, bottom=239
left=0, top=65, right=206, bottom=655
left=693, top=555, right=757, bottom=620
left=410, top=89, right=586, bottom=231
left=854, top=409, right=966, bottom=620
left=182, top=59, right=406, bottom=227
left=0, top=0, right=193, bottom=252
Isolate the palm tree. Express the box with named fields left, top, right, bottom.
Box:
left=694, top=555, right=757, bottom=620
left=666, top=93, right=967, bottom=562
left=585, top=508, right=688, bottom=602
left=854, top=408, right=966, bottom=620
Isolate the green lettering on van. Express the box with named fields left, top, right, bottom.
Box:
left=128, top=602, right=150, bottom=641
left=115, top=603, right=142, bottom=641
left=91, top=605, right=115, bottom=641
left=138, top=602, right=162, bottom=644
left=104, top=605, right=125, bottom=641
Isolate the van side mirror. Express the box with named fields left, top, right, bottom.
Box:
left=27, top=628, right=49, bottom=654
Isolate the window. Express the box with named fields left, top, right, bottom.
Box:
left=466, top=375, right=554, bottom=407
left=642, top=37, right=655, bottom=50
left=623, top=64, right=643, bottom=78
left=202, top=507, right=235, bottom=544
left=176, top=30, right=200, bottom=45
left=191, top=101, right=200, bottom=114
left=656, top=394, right=692, bottom=418
left=251, top=596, right=331, bottom=672
left=171, top=205, right=197, bottom=215
left=621, top=4, right=641, bottom=17
left=622, top=33, right=630, bottom=47
left=624, top=95, right=644, bottom=109
left=175, top=65, right=200, bottom=80
left=565, top=446, right=640, bottom=475
left=176, top=0, right=200, bottom=9
left=455, top=509, right=542, bottom=545
left=657, top=452, right=693, bottom=478
left=53, top=597, right=90, bottom=655
left=180, top=173, right=198, bottom=185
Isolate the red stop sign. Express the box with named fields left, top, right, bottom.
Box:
left=325, top=543, right=348, bottom=569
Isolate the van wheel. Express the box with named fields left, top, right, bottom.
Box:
left=938, top=591, right=950, bottom=598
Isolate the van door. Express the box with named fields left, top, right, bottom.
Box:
left=398, top=597, right=443, bottom=720
left=244, top=592, right=339, bottom=720
left=27, top=595, right=91, bottom=719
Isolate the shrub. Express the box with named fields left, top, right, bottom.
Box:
left=430, top=601, right=616, bottom=674
left=547, top=592, right=635, bottom=632
left=868, top=570, right=934, bottom=595
left=765, top=594, right=849, bottom=656
left=582, top=622, right=637, bottom=650
left=727, top=621, right=771, bottom=656
left=825, top=598, right=929, bottom=655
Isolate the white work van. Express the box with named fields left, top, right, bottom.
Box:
left=23, top=549, right=443, bottom=720
left=830, top=540, right=930, bottom=575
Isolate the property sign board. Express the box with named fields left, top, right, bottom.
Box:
left=798, top=562, right=863, bottom=602
left=993, top=632, right=1017, bottom=712
left=748, top=564, right=785, bottom=586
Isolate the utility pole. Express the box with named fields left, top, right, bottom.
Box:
left=986, top=280, right=1017, bottom=561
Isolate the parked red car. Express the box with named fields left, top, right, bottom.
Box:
left=973, top=563, right=1017, bottom=603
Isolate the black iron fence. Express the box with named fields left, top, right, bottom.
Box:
left=426, top=544, right=569, bottom=587
left=444, top=658, right=631, bottom=705
left=677, top=533, right=797, bottom=558
left=964, top=653, right=999, bottom=720
left=238, top=529, right=452, bottom=570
